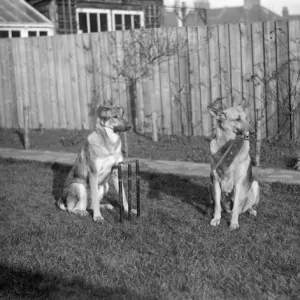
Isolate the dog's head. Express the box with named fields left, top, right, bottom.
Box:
left=208, top=103, right=252, bottom=135
left=96, top=106, right=131, bottom=132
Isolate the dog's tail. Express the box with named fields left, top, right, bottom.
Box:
left=56, top=199, right=67, bottom=211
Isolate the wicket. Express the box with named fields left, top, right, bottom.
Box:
left=117, top=160, right=140, bottom=223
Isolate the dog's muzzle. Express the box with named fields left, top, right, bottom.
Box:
left=113, top=124, right=132, bottom=132
left=243, top=132, right=250, bottom=140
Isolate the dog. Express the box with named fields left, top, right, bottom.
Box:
left=208, top=102, right=260, bottom=230
left=56, top=105, right=134, bottom=222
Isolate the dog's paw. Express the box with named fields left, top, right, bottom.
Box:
left=129, top=208, right=137, bottom=215
left=249, top=209, right=257, bottom=216
left=73, top=210, right=89, bottom=217
left=93, top=215, right=104, bottom=222
left=229, top=223, right=239, bottom=230
left=101, top=204, right=114, bottom=210
left=106, top=204, right=114, bottom=211
left=210, top=218, right=221, bottom=226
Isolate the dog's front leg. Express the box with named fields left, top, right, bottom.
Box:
left=230, top=182, right=242, bottom=230
left=210, top=178, right=222, bottom=226
left=111, top=168, right=137, bottom=216
left=89, top=174, right=103, bottom=222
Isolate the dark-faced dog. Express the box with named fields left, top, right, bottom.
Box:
left=57, top=106, right=135, bottom=222
left=208, top=103, right=260, bottom=230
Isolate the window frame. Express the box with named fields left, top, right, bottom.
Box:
left=111, top=10, right=144, bottom=31
left=76, top=8, right=112, bottom=33
left=0, top=27, right=52, bottom=38
left=144, top=4, right=161, bottom=28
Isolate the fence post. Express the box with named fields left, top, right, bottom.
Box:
left=152, top=111, right=158, bottom=142
left=255, top=108, right=264, bottom=167
left=123, top=132, right=128, bottom=157
left=23, top=105, right=30, bottom=150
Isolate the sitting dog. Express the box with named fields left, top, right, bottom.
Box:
left=57, top=105, right=134, bottom=222
left=208, top=102, right=260, bottom=230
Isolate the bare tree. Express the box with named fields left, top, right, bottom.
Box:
left=109, top=27, right=187, bottom=134
left=245, top=28, right=300, bottom=166
left=213, top=28, right=300, bottom=167
left=171, top=2, right=208, bottom=26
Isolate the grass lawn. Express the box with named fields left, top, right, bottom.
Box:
left=0, top=158, right=300, bottom=300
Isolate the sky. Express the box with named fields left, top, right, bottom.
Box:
left=164, top=0, right=300, bottom=16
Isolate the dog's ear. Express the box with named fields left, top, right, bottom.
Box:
left=249, top=121, right=255, bottom=134
left=211, top=97, right=227, bottom=110
left=118, top=106, right=124, bottom=115
left=237, top=101, right=249, bottom=111
left=208, top=106, right=227, bottom=120
left=97, top=106, right=110, bottom=120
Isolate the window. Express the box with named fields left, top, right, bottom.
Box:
left=77, top=9, right=110, bottom=33
left=0, top=30, right=9, bottom=38
left=112, top=10, right=144, bottom=31
left=124, top=14, right=131, bottom=30
left=78, top=12, right=88, bottom=33
left=115, top=14, right=122, bottom=30
left=145, top=4, right=161, bottom=28
left=11, top=31, right=21, bottom=38
left=90, top=13, right=98, bottom=32
left=77, top=8, right=143, bottom=32
left=0, top=29, right=50, bottom=38
left=28, top=31, right=48, bottom=37
left=100, top=13, right=108, bottom=31
left=28, top=31, right=37, bottom=37
left=134, top=15, right=141, bottom=29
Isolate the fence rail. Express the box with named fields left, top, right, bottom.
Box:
left=1, top=20, right=300, bottom=140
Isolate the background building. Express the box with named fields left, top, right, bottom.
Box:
left=0, top=0, right=54, bottom=38
left=26, top=0, right=163, bottom=34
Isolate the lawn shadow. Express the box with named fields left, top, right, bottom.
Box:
left=50, top=162, right=213, bottom=216
left=51, top=163, right=72, bottom=201
left=14, top=130, right=25, bottom=149
left=50, top=162, right=119, bottom=209
left=0, top=264, right=155, bottom=300
left=140, top=172, right=213, bottom=216
left=284, top=155, right=297, bottom=169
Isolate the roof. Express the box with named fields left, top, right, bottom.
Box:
left=0, top=0, right=52, bottom=24
left=285, top=14, right=300, bottom=20
left=162, top=11, right=179, bottom=27
left=161, top=4, right=282, bottom=27
left=209, top=5, right=281, bottom=24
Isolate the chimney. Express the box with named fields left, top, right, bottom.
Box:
left=282, top=6, right=289, bottom=18
left=181, top=1, right=187, bottom=24
left=244, top=0, right=260, bottom=9
left=174, top=0, right=179, bottom=12
left=194, top=0, right=210, bottom=10
left=181, top=2, right=186, bottom=20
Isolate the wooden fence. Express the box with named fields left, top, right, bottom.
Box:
left=1, top=20, right=300, bottom=140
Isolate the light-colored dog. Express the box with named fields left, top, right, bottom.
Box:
left=57, top=106, right=134, bottom=222
left=208, top=102, right=260, bottom=230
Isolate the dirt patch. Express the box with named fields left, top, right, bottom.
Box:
left=0, top=128, right=299, bottom=169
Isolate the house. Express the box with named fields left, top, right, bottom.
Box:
left=282, top=6, right=300, bottom=20
left=205, top=0, right=281, bottom=25
left=161, top=0, right=282, bottom=27
left=0, top=0, right=54, bottom=38
left=26, top=0, right=163, bottom=34
left=161, top=0, right=209, bottom=27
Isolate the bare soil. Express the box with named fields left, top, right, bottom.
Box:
left=0, top=128, right=299, bottom=169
